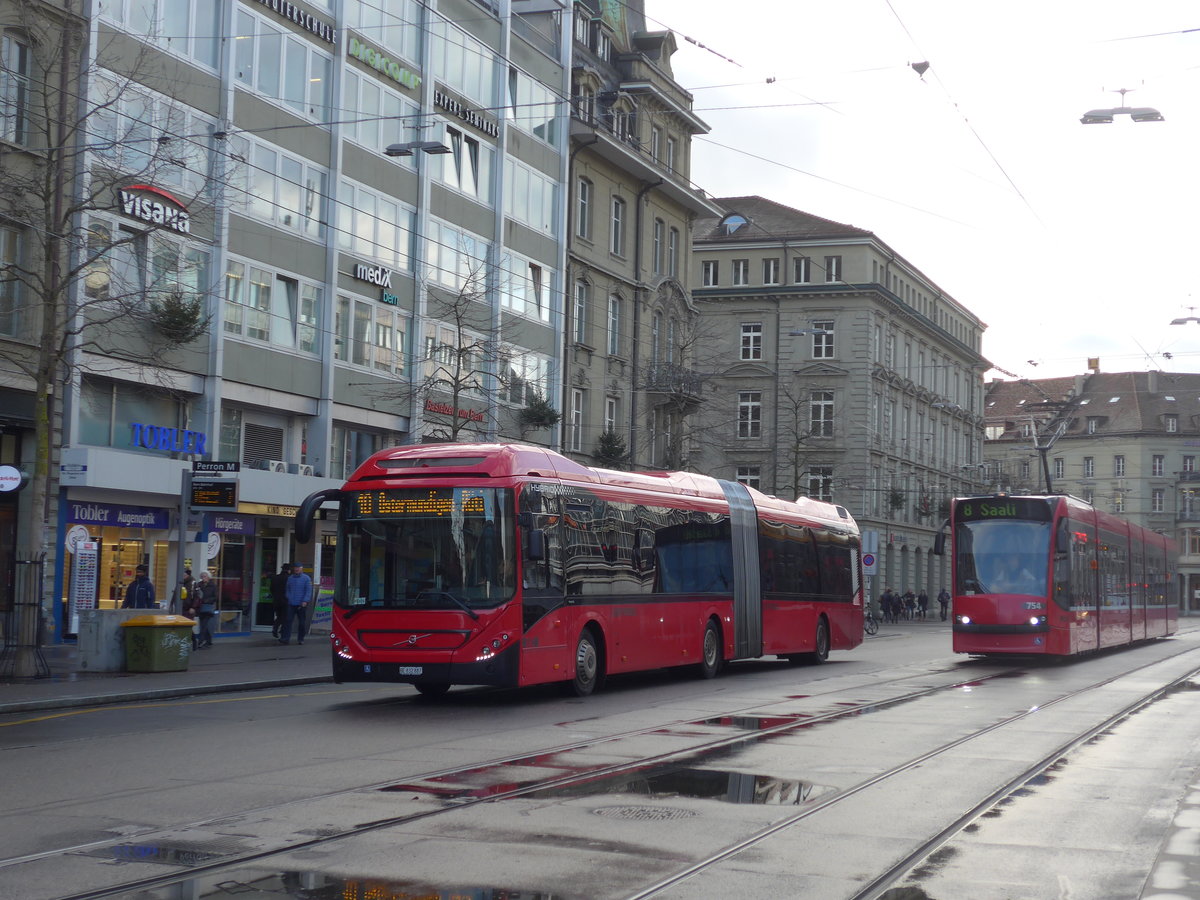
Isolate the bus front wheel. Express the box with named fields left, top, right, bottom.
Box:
left=568, top=630, right=601, bottom=697
left=809, top=618, right=830, bottom=664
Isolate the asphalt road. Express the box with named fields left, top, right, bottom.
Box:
left=3, top=622, right=1200, bottom=899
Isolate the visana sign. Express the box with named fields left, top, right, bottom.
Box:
left=119, top=185, right=191, bottom=234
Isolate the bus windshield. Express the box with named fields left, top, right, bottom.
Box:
left=339, top=487, right=516, bottom=611
left=954, top=519, right=1050, bottom=596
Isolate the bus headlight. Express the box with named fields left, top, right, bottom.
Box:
left=957, top=615, right=971, bottom=625
left=1029, top=616, right=1046, bottom=626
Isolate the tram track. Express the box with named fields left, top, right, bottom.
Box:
left=13, top=642, right=1200, bottom=900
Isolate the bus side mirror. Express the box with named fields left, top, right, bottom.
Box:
left=527, top=528, right=545, bottom=561
left=295, top=489, right=343, bottom=544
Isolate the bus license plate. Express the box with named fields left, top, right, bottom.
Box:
left=398, top=666, right=423, bottom=676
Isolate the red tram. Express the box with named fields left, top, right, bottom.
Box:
left=295, top=443, right=863, bottom=696
left=936, top=494, right=1177, bottom=656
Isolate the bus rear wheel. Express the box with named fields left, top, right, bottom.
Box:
left=699, top=620, right=723, bottom=679
left=809, top=618, right=830, bottom=664
left=568, top=630, right=601, bottom=697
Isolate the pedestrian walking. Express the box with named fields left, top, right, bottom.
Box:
left=170, top=568, right=194, bottom=614
left=121, top=564, right=157, bottom=609
left=937, top=588, right=951, bottom=621
left=269, top=563, right=291, bottom=639
left=903, top=589, right=916, bottom=620
left=917, top=589, right=929, bottom=620
left=279, top=563, right=313, bottom=645
left=195, top=570, right=218, bottom=648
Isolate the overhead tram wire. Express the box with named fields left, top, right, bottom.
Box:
left=880, top=0, right=1045, bottom=228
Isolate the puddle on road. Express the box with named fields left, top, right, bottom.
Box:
left=170, top=873, right=568, bottom=899
left=524, top=762, right=823, bottom=806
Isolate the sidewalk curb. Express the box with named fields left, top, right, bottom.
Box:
left=0, top=675, right=334, bottom=715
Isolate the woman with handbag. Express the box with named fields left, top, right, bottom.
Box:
left=195, top=570, right=218, bottom=648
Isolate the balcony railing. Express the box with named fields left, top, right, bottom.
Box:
left=642, top=363, right=704, bottom=406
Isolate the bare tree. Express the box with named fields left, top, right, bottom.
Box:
left=776, top=381, right=817, bottom=498
left=0, top=6, right=213, bottom=669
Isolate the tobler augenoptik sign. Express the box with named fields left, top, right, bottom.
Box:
left=118, top=184, right=191, bottom=234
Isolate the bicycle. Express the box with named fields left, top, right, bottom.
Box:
left=864, top=609, right=879, bottom=636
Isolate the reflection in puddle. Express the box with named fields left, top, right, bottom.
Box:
left=525, top=764, right=821, bottom=805
left=697, top=714, right=807, bottom=729
left=190, top=873, right=566, bottom=899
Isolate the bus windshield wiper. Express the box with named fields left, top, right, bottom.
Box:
left=416, top=590, right=480, bottom=619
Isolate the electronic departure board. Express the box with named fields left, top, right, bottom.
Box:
left=955, top=497, right=1052, bottom=522
left=353, top=488, right=488, bottom=517
left=191, top=479, right=238, bottom=510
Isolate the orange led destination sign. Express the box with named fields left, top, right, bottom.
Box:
left=354, top=488, right=486, bottom=517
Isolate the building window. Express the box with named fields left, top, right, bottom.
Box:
left=793, top=256, right=810, bottom=283
left=824, top=255, right=842, bottom=282
left=335, top=295, right=402, bottom=370
left=737, top=466, right=761, bottom=489
left=1114, top=455, right=1125, bottom=477
left=80, top=376, right=185, bottom=450
left=1087, top=417, right=1098, bottom=434
left=0, top=224, right=19, bottom=335
left=0, top=34, right=30, bottom=144
left=607, top=294, right=620, bottom=356
left=573, top=279, right=589, bottom=344
left=653, top=218, right=665, bottom=274
left=668, top=227, right=679, bottom=277
left=738, top=392, right=762, bottom=439
left=610, top=196, right=625, bottom=255
left=1113, top=492, right=1125, bottom=513
left=1186, top=456, right=1197, bottom=473
left=732, top=259, right=749, bottom=286
left=810, top=391, right=834, bottom=437
left=576, top=177, right=592, bottom=239
left=1153, top=489, right=1165, bottom=513
left=740, top=322, right=762, bottom=361
left=103, top=0, right=222, bottom=70
left=650, top=126, right=662, bottom=160
left=1021, top=460, right=1031, bottom=480
left=233, top=8, right=332, bottom=120
left=665, top=135, right=676, bottom=172
left=1083, top=456, right=1094, bottom=478
left=440, top=125, right=494, bottom=201
left=762, top=258, right=780, bottom=284
left=1053, top=457, right=1064, bottom=479
left=702, top=260, right=718, bottom=286
left=812, top=320, right=834, bottom=358
left=650, top=312, right=662, bottom=364
left=808, top=466, right=833, bottom=502
left=1153, top=455, right=1165, bottom=477
left=1167, top=415, right=1179, bottom=433
left=604, top=396, right=618, bottom=433
left=568, top=388, right=584, bottom=452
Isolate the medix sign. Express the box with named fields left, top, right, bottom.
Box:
left=119, top=185, right=191, bottom=234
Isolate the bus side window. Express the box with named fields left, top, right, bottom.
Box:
left=527, top=529, right=545, bottom=560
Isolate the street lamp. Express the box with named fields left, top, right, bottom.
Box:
left=1080, top=88, right=1164, bottom=125
left=385, top=140, right=452, bottom=156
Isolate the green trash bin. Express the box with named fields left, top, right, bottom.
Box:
left=120, top=615, right=193, bottom=672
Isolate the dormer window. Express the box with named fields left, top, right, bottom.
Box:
left=595, top=28, right=612, bottom=61
left=720, top=213, right=748, bottom=234
left=1166, top=415, right=1179, bottom=433
left=1087, top=417, right=1099, bottom=434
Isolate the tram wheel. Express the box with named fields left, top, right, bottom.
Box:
left=414, top=682, right=451, bottom=698
left=698, top=619, right=723, bottom=679
left=567, top=629, right=601, bottom=697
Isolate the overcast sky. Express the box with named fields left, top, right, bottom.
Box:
left=647, top=0, right=1200, bottom=381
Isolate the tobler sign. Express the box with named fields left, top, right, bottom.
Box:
left=118, top=184, right=191, bottom=234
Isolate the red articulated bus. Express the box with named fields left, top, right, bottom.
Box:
left=935, top=494, right=1177, bottom=657
left=295, top=443, right=863, bottom=696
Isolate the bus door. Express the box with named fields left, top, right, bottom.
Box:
left=719, top=481, right=761, bottom=658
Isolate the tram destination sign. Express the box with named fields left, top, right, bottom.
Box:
left=191, top=479, right=239, bottom=511
left=956, top=497, right=1051, bottom=522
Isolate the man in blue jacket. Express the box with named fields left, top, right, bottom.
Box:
left=279, top=563, right=312, bottom=645
left=121, top=565, right=156, bottom=609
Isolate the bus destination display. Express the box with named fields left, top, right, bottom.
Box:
left=956, top=497, right=1051, bottom=522
left=355, top=488, right=486, bottom=517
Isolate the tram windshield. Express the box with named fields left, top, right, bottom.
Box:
left=954, top=519, right=1050, bottom=597
left=338, top=487, right=516, bottom=611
